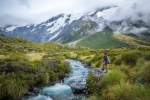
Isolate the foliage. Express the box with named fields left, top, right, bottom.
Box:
left=1, top=34, right=150, bottom=99
left=138, top=62, right=150, bottom=84
left=100, top=70, right=124, bottom=88
left=77, top=27, right=131, bottom=49
left=1, top=73, right=28, bottom=99
left=101, top=81, right=150, bottom=100
left=86, top=73, right=101, bottom=94
left=121, top=52, right=141, bottom=66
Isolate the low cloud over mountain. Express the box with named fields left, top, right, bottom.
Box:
left=0, top=0, right=150, bottom=27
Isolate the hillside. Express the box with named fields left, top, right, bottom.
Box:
left=77, top=27, right=150, bottom=49
left=0, top=34, right=150, bottom=100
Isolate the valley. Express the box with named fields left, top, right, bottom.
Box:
left=0, top=3, right=150, bottom=100
left=0, top=34, right=150, bottom=100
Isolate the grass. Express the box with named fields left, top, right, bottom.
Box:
left=0, top=34, right=150, bottom=99
left=100, top=70, right=124, bottom=88
left=77, top=28, right=150, bottom=49
left=114, top=33, right=150, bottom=47
left=0, top=55, right=5, bottom=59
left=77, top=27, right=131, bottom=49
left=101, top=81, right=150, bottom=100
left=27, top=53, right=45, bottom=61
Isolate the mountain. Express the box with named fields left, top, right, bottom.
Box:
left=0, top=6, right=150, bottom=43
left=77, top=26, right=150, bottom=49
left=0, top=13, right=85, bottom=42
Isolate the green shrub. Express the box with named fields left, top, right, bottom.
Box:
left=119, top=65, right=130, bottom=78
left=100, top=70, right=124, bottom=88
left=0, top=59, right=5, bottom=65
left=0, top=62, right=37, bottom=74
left=102, top=81, right=150, bottom=100
left=95, top=61, right=102, bottom=68
left=113, top=57, right=122, bottom=65
left=2, top=73, right=28, bottom=99
left=143, top=53, right=150, bottom=61
left=0, top=90, right=5, bottom=99
left=5, top=53, right=28, bottom=62
left=64, top=61, right=71, bottom=73
left=49, top=70, right=58, bottom=82
left=140, top=62, right=150, bottom=83
left=36, top=72, right=50, bottom=86
left=121, top=52, right=140, bottom=66
left=89, top=95, right=101, bottom=100
left=86, top=73, right=100, bottom=93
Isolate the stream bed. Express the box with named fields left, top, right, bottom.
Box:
left=22, top=59, right=91, bottom=100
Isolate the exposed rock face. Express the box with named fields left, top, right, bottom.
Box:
left=91, top=68, right=105, bottom=77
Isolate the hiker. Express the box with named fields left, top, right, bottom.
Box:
left=102, top=50, right=110, bottom=73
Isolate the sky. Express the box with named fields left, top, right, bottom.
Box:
left=0, top=0, right=150, bottom=27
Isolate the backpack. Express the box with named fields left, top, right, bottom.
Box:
left=107, top=56, right=110, bottom=64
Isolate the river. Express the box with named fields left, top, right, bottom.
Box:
left=22, top=59, right=91, bottom=100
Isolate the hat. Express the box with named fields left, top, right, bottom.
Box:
left=104, top=50, right=107, bottom=54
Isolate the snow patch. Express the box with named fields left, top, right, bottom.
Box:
left=49, top=30, right=61, bottom=41
left=6, top=26, right=17, bottom=32
left=46, top=22, right=54, bottom=27
left=47, top=15, right=67, bottom=33
left=69, top=13, right=83, bottom=23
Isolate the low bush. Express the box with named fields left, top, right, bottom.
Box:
left=143, top=53, right=150, bottom=61
left=100, top=70, right=124, bottom=88
left=121, top=52, right=141, bottom=66
left=140, top=62, right=150, bottom=83
left=113, top=57, right=122, bottom=65
left=49, top=70, right=58, bottom=82
left=2, top=73, right=28, bottom=100
left=86, top=73, right=100, bottom=94
left=101, top=81, right=150, bottom=100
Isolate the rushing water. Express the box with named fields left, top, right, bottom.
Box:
left=22, top=59, right=90, bottom=100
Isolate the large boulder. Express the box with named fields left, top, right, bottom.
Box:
left=69, top=81, right=86, bottom=93
left=91, top=68, right=105, bottom=77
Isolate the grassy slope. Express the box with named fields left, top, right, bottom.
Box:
left=77, top=27, right=131, bottom=49
left=114, top=33, right=150, bottom=47
left=77, top=27, right=150, bottom=49
left=0, top=34, right=72, bottom=99
left=1, top=34, right=150, bottom=100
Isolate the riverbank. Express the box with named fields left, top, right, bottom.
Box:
left=21, top=59, right=91, bottom=100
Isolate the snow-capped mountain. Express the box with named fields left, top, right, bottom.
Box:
left=0, top=13, right=85, bottom=42
left=0, top=6, right=150, bottom=43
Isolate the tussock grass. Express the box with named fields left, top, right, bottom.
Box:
left=1, top=73, right=28, bottom=99
left=102, top=81, right=150, bottom=100
left=100, top=70, right=124, bottom=88
left=1, top=34, right=150, bottom=99
left=0, top=55, right=5, bottom=59
left=27, top=53, right=45, bottom=61
left=114, top=33, right=150, bottom=47
left=139, top=62, right=150, bottom=83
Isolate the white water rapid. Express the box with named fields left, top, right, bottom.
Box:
left=22, top=59, right=90, bottom=100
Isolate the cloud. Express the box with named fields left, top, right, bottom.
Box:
left=0, top=0, right=150, bottom=27
left=17, top=0, right=30, bottom=8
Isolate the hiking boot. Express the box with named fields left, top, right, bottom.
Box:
left=101, top=68, right=104, bottom=71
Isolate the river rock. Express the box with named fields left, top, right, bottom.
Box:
left=91, top=68, right=105, bottom=77
left=53, top=93, right=76, bottom=100
left=68, top=80, right=86, bottom=93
